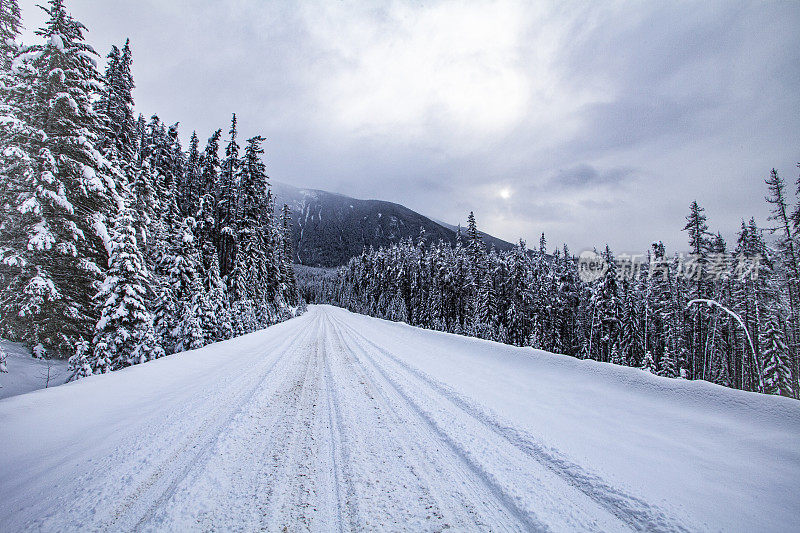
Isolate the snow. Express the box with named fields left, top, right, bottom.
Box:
left=0, top=341, right=69, bottom=400
left=82, top=162, right=106, bottom=192
left=49, top=34, right=65, bottom=51
left=0, top=305, right=798, bottom=531
left=92, top=214, right=113, bottom=257
left=28, top=221, right=55, bottom=251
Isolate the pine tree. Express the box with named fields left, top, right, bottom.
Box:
left=230, top=135, right=269, bottom=307
left=0, top=0, right=22, bottom=71
left=765, top=168, right=800, bottom=397
left=196, top=129, right=222, bottom=274
left=659, top=349, right=679, bottom=378
left=180, top=130, right=201, bottom=218
left=90, top=201, right=157, bottom=373
left=466, top=211, right=483, bottom=264
left=761, top=314, right=792, bottom=396
left=217, top=114, right=240, bottom=281
left=619, top=278, right=643, bottom=366
left=67, top=339, right=91, bottom=379
left=0, top=2, right=38, bottom=341
left=280, top=203, right=297, bottom=301
left=683, top=200, right=713, bottom=379
left=641, top=350, right=656, bottom=373
left=3, top=0, right=119, bottom=356
left=154, top=216, right=202, bottom=354
left=593, top=246, right=621, bottom=362
left=98, top=39, right=135, bottom=164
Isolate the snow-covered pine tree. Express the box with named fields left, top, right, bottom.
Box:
left=619, top=277, right=643, bottom=366
left=195, top=129, right=222, bottom=275
left=683, top=200, right=713, bottom=379
left=89, top=199, right=158, bottom=374
left=230, top=135, right=268, bottom=302
left=761, top=313, right=792, bottom=396
left=200, top=128, right=222, bottom=202
left=154, top=216, right=203, bottom=354
left=280, top=203, right=298, bottom=302
left=593, top=245, right=622, bottom=362
left=67, top=339, right=90, bottom=379
left=641, top=350, right=656, bottom=373
left=466, top=211, right=483, bottom=265
left=179, top=130, right=201, bottom=218
left=765, top=168, right=800, bottom=396
left=659, top=349, right=679, bottom=378
left=4, top=0, right=119, bottom=356
left=217, top=114, right=240, bottom=282
left=505, top=240, right=532, bottom=346
left=0, top=0, right=35, bottom=339
left=98, top=39, right=135, bottom=166
left=0, top=0, right=22, bottom=72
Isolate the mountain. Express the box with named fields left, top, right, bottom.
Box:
left=270, top=181, right=515, bottom=267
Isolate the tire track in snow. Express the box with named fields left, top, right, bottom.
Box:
left=103, top=316, right=319, bottom=532
left=326, top=311, right=549, bottom=532
left=152, top=315, right=321, bottom=531
left=330, top=311, right=690, bottom=533
left=319, top=316, right=359, bottom=532
left=323, top=314, right=457, bottom=531
left=259, top=313, right=337, bottom=531
left=2, top=319, right=316, bottom=533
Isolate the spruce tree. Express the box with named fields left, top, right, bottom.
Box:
left=180, top=130, right=201, bottom=217
left=0, top=0, right=22, bottom=71
left=196, top=129, right=222, bottom=274
left=154, top=216, right=203, bottom=354
left=641, top=350, right=656, bottom=373
left=593, top=246, right=621, bottom=362
left=4, top=0, right=119, bottom=356
left=90, top=200, right=157, bottom=373
left=765, top=169, right=800, bottom=396
left=230, top=135, right=269, bottom=307
left=217, top=114, right=240, bottom=281
left=761, top=314, right=792, bottom=396
left=98, top=39, right=136, bottom=165
left=280, top=203, right=298, bottom=301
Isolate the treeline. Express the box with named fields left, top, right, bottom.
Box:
left=0, top=0, right=301, bottom=377
left=305, top=194, right=799, bottom=398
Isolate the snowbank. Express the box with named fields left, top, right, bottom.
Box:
left=0, top=341, right=68, bottom=400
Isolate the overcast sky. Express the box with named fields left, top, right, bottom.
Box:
left=18, top=0, right=800, bottom=253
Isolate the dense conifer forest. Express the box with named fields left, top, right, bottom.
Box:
left=303, top=199, right=799, bottom=398
left=0, top=0, right=301, bottom=377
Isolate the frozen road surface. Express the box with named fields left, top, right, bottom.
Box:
left=1, top=305, right=799, bottom=532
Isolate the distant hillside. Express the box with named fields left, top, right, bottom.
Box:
left=271, top=182, right=515, bottom=267
left=434, top=219, right=520, bottom=255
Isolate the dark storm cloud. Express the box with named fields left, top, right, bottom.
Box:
left=17, top=0, right=800, bottom=253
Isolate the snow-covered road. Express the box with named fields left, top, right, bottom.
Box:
left=1, top=305, right=799, bottom=532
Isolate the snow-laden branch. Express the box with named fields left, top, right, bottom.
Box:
left=686, top=298, right=762, bottom=391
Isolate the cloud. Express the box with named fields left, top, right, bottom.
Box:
left=551, top=165, right=633, bottom=190
left=16, top=0, right=800, bottom=254
left=299, top=1, right=532, bottom=141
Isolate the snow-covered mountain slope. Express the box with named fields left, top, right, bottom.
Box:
left=1, top=305, right=798, bottom=532
left=271, top=181, right=515, bottom=266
